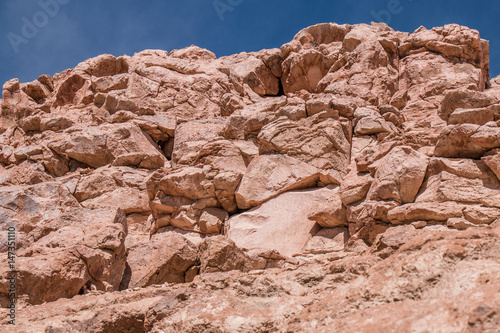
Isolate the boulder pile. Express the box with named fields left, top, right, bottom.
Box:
left=0, top=22, right=499, bottom=332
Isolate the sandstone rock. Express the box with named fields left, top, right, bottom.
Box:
left=282, top=49, right=336, bottom=94
left=400, top=100, right=447, bottom=147
left=0, top=182, right=127, bottom=305
left=74, top=166, right=148, bottom=201
left=219, top=93, right=244, bottom=117
left=301, top=227, right=348, bottom=254
left=0, top=161, right=53, bottom=186
left=199, top=236, right=253, bottom=273
left=198, top=208, right=227, bottom=234
left=354, top=107, right=394, bottom=135
left=397, top=24, right=490, bottom=146
left=340, top=170, right=373, bottom=205
left=317, top=24, right=399, bottom=105
left=370, top=225, right=421, bottom=258
left=80, top=54, right=129, bottom=77
left=411, top=221, right=427, bottom=229
left=81, top=187, right=150, bottom=214
left=172, top=119, right=225, bottom=164
left=147, top=164, right=237, bottom=234
left=4, top=223, right=499, bottom=332
left=21, top=79, right=50, bottom=104
left=353, top=139, right=397, bottom=173
left=123, top=232, right=198, bottom=289
left=53, top=73, right=91, bottom=107
left=224, top=53, right=279, bottom=96
left=305, top=94, right=336, bottom=117
left=235, top=154, right=319, bottom=209
left=416, top=171, right=500, bottom=208
left=482, top=149, right=500, bottom=180
left=3, top=22, right=500, bottom=333
left=257, top=116, right=351, bottom=180
left=367, top=146, right=429, bottom=204
left=227, top=188, right=335, bottom=256
left=48, top=123, right=166, bottom=169
left=447, top=217, right=481, bottom=230
left=280, top=23, right=349, bottom=94
left=439, top=88, right=497, bottom=121
left=40, top=115, right=75, bottom=132
left=426, top=157, right=491, bottom=179
left=133, top=114, right=176, bottom=141
left=330, top=97, right=357, bottom=118
left=448, top=107, right=494, bottom=125
left=347, top=200, right=399, bottom=226
left=92, top=73, right=129, bottom=93
left=232, top=139, right=259, bottom=165
left=155, top=166, right=215, bottom=201
left=463, top=205, right=500, bottom=225
left=387, top=202, right=465, bottom=225
left=308, top=186, right=347, bottom=228
left=213, top=170, right=243, bottom=213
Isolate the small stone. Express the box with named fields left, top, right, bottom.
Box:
left=411, top=221, right=427, bottom=229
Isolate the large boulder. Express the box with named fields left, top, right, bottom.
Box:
left=257, top=116, right=351, bottom=183
left=416, top=171, right=500, bottom=208
left=307, top=186, right=347, bottom=228
left=316, top=24, right=399, bottom=105
left=227, top=187, right=335, bottom=256
left=280, top=23, right=349, bottom=94
left=224, top=53, right=280, bottom=96
left=367, top=146, right=429, bottom=204
left=0, top=182, right=127, bottom=305
left=439, top=89, right=497, bottom=122
left=340, top=170, right=373, bottom=205
left=235, top=154, right=319, bottom=209
left=482, top=149, right=500, bottom=181
left=434, top=124, right=500, bottom=158
left=198, top=236, right=254, bottom=274
left=122, top=232, right=198, bottom=289
left=48, top=123, right=167, bottom=169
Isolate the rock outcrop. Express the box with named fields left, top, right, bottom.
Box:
left=1, top=22, right=499, bottom=332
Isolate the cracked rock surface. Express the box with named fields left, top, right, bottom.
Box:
left=0, top=22, right=499, bottom=332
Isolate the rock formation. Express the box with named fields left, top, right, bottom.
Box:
left=0, top=22, right=499, bottom=332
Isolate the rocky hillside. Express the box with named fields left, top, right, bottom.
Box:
left=0, top=22, right=499, bottom=332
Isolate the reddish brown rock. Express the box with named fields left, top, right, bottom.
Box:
left=228, top=187, right=335, bottom=256
left=302, top=227, right=349, bottom=254
left=6, top=225, right=499, bottom=333
left=439, top=88, right=497, bottom=122
left=448, top=107, right=494, bottom=125
left=235, top=154, right=319, bottom=209
left=198, top=236, right=254, bottom=273
left=340, top=170, right=373, bottom=205
left=0, top=182, right=127, bottom=305
left=434, top=124, right=500, bottom=159
left=48, top=122, right=167, bottom=170
left=257, top=116, right=351, bottom=183
left=308, top=186, right=347, bottom=228
left=367, top=146, right=429, bottom=204
left=482, top=149, right=500, bottom=180
left=123, top=232, right=198, bottom=289
left=1, top=22, right=500, bottom=333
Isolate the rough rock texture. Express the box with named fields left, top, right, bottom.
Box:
left=1, top=22, right=500, bottom=332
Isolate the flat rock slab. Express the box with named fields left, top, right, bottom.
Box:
left=235, top=154, right=319, bottom=209
left=227, top=187, right=336, bottom=257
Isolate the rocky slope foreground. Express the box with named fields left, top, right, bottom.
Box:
left=0, top=22, right=499, bottom=332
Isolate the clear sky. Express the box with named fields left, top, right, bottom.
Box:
left=0, top=0, right=499, bottom=86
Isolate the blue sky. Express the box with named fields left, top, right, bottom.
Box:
left=0, top=0, right=499, bottom=86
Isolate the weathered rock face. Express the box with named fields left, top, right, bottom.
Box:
left=227, top=187, right=334, bottom=257
left=1, top=22, right=500, bottom=332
